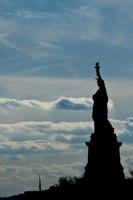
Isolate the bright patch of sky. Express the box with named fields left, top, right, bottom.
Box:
left=0, top=0, right=133, bottom=197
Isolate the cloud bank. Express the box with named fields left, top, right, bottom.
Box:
left=0, top=121, right=93, bottom=154
left=0, top=117, right=132, bottom=155
left=0, top=117, right=132, bottom=195
left=0, top=97, right=113, bottom=111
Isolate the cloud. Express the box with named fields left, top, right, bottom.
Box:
left=32, top=162, right=83, bottom=178
left=54, top=97, right=93, bottom=110
left=0, top=117, right=132, bottom=195
left=0, top=161, right=83, bottom=196
left=0, top=96, right=113, bottom=112
left=118, top=117, right=133, bottom=143
left=110, top=118, right=133, bottom=176
left=16, top=11, right=47, bottom=19
left=0, top=116, right=132, bottom=155
left=96, top=0, right=133, bottom=8
left=0, top=1, right=132, bottom=79
left=0, top=120, right=93, bottom=154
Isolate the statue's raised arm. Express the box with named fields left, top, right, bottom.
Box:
left=95, top=62, right=105, bottom=90
left=95, top=62, right=102, bottom=80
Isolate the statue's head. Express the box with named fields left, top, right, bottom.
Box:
left=97, top=78, right=105, bottom=87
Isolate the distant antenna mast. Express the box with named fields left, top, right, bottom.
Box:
left=39, top=174, right=42, bottom=192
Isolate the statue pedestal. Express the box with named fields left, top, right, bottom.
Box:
left=84, top=131, right=125, bottom=182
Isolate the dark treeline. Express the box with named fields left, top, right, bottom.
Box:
left=0, top=175, right=133, bottom=199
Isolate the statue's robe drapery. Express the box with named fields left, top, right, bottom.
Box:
left=92, top=79, right=108, bottom=121
left=92, top=77, right=114, bottom=133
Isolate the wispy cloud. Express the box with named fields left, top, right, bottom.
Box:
left=0, top=1, right=132, bottom=77
left=16, top=10, right=47, bottom=19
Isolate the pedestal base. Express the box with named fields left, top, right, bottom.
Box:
left=84, top=132, right=125, bottom=182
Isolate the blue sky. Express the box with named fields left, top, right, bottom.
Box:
left=0, top=0, right=133, bottom=77
left=0, top=0, right=133, bottom=196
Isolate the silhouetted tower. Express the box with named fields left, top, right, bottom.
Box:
left=39, top=174, right=42, bottom=192
left=84, top=63, right=125, bottom=183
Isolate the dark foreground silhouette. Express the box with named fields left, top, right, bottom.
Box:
left=0, top=177, right=133, bottom=199
left=1, top=63, right=132, bottom=199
